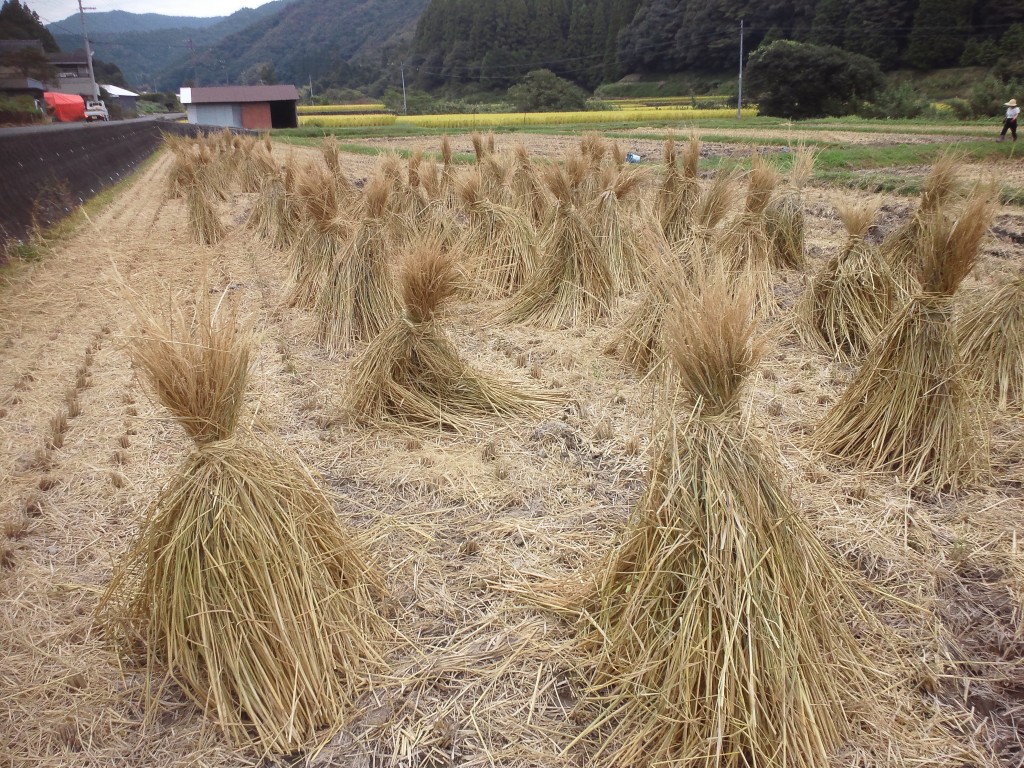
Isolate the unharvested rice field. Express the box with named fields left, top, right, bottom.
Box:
left=1, top=125, right=1022, bottom=768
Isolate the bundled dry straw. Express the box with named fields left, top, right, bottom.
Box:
left=815, top=188, right=996, bottom=491
left=590, top=164, right=650, bottom=290
left=288, top=162, right=350, bottom=308
left=576, top=268, right=872, bottom=768
left=881, top=153, right=961, bottom=290
left=246, top=169, right=289, bottom=247
left=656, top=135, right=701, bottom=244
left=182, top=165, right=226, bottom=246
left=604, top=238, right=686, bottom=374
left=511, top=143, right=551, bottom=225
left=344, top=240, right=558, bottom=429
left=98, top=296, right=389, bottom=755
left=456, top=169, right=539, bottom=297
left=959, top=273, right=1024, bottom=409
left=798, top=198, right=902, bottom=358
left=315, top=175, right=400, bottom=353
left=764, top=144, right=815, bottom=269
left=497, top=165, right=615, bottom=328
left=717, top=156, right=780, bottom=307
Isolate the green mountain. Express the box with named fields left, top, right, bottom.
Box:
left=46, top=9, right=224, bottom=34
left=50, top=1, right=293, bottom=90
left=156, top=0, right=429, bottom=91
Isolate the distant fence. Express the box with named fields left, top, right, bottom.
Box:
left=0, top=119, right=245, bottom=262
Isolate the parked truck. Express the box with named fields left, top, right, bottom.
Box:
left=42, top=92, right=109, bottom=123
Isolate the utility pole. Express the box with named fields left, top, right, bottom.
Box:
left=400, top=61, right=407, bottom=115
left=77, top=0, right=99, bottom=100
left=185, top=38, right=196, bottom=85
left=737, top=18, right=744, bottom=120
left=309, top=74, right=313, bottom=100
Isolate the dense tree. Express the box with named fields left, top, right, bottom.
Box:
left=93, top=58, right=128, bottom=88
left=507, top=68, right=589, bottom=110
left=0, top=44, right=56, bottom=80
left=0, top=0, right=59, bottom=51
left=745, top=40, right=884, bottom=118
left=905, top=0, right=975, bottom=68
left=808, top=0, right=847, bottom=48
left=412, top=0, right=639, bottom=90
left=239, top=61, right=277, bottom=85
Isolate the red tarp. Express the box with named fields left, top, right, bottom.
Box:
left=43, top=92, right=85, bottom=122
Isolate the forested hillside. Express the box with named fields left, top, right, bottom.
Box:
left=157, top=0, right=428, bottom=92
left=46, top=10, right=223, bottom=35
left=411, top=0, right=641, bottom=90
left=51, top=1, right=292, bottom=90
left=410, top=0, right=1024, bottom=89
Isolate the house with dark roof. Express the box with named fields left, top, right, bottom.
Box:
left=46, top=48, right=98, bottom=99
left=178, top=84, right=299, bottom=130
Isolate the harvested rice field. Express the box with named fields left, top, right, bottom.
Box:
left=1, top=127, right=1023, bottom=768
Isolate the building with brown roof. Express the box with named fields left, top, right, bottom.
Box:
left=178, top=84, right=299, bottom=130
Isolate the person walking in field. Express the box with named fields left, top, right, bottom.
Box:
left=998, top=99, right=1019, bottom=142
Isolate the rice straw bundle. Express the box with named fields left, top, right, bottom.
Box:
left=815, top=188, right=995, bottom=491
left=271, top=154, right=301, bottom=250
left=610, top=141, right=626, bottom=167
left=798, top=199, right=901, bottom=358
left=479, top=152, right=516, bottom=206
left=881, top=153, right=960, bottom=291
left=578, top=268, right=871, bottom=768
left=580, top=132, right=607, bottom=166
left=236, top=139, right=278, bottom=193
left=456, top=169, right=539, bottom=297
left=763, top=145, right=815, bottom=269
left=440, top=135, right=458, bottom=205
left=497, top=166, right=615, bottom=328
left=657, top=135, right=701, bottom=244
left=245, top=171, right=287, bottom=245
left=470, top=132, right=490, bottom=164
left=418, top=155, right=443, bottom=202
left=99, top=297, right=389, bottom=755
left=589, top=165, right=651, bottom=291
left=164, top=135, right=194, bottom=198
left=604, top=237, right=684, bottom=373
left=680, top=168, right=738, bottom=273
left=717, top=157, right=780, bottom=307
left=511, top=143, right=550, bottom=226
left=344, top=240, right=557, bottom=429
left=288, top=163, right=349, bottom=309
left=959, top=274, right=1024, bottom=409
left=314, top=175, right=400, bottom=353
left=321, top=135, right=357, bottom=201
left=182, top=164, right=226, bottom=246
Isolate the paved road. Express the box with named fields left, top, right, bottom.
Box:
left=0, top=113, right=186, bottom=137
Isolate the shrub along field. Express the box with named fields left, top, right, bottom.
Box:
left=1, top=121, right=1022, bottom=767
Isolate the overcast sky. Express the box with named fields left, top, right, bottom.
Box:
left=33, top=0, right=263, bottom=24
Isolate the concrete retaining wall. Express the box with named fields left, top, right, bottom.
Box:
left=0, top=120, right=235, bottom=261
